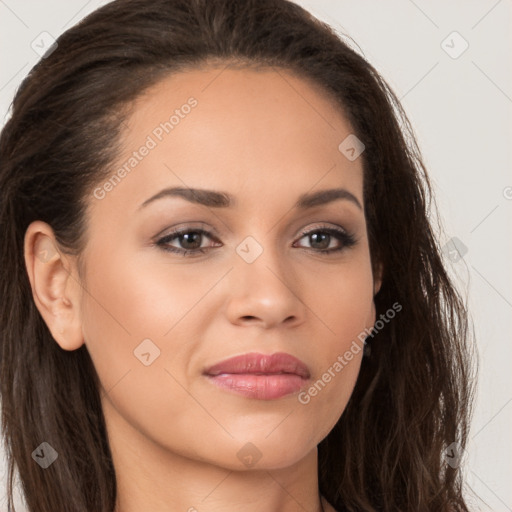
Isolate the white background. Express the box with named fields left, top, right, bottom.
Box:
left=1, top=1, right=511, bottom=510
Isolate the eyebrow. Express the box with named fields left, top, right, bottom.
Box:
left=138, top=186, right=362, bottom=211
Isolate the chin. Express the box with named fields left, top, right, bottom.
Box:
left=234, top=433, right=316, bottom=471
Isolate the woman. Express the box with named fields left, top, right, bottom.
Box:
left=0, top=0, right=476, bottom=510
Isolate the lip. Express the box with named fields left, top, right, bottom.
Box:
left=203, top=352, right=311, bottom=400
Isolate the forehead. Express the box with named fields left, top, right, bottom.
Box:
left=89, top=65, right=364, bottom=218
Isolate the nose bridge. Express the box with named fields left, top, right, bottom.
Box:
left=225, top=232, right=304, bottom=327
left=235, top=231, right=289, bottom=285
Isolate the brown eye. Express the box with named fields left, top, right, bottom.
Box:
left=175, top=231, right=203, bottom=250
left=307, top=232, right=331, bottom=250
left=156, top=228, right=220, bottom=256
left=294, top=227, right=357, bottom=254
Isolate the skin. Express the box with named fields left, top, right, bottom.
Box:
left=24, top=65, right=382, bottom=512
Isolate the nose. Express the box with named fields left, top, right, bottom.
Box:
left=224, top=240, right=307, bottom=329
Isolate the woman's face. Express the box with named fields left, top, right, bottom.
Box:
left=70, top=66, right=379, bottom=470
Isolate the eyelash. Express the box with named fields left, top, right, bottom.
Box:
left=155, top=225, right=357, bottom=257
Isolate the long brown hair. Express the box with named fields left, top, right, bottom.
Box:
left=0, top=0, right=476, bottom=510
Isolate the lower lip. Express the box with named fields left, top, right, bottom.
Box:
left=206, top=373, right=308, bottom=400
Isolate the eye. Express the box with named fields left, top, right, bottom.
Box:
left=155, top=228, right=220, bottom=256
left=293, top=226, right=357, bottom=254
left=155, top=224, right=357, bottom=257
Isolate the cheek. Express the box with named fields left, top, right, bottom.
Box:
left=79, top=249, right=212, bottom=393
left=296, top=253, right=374, bottom=431
left=79, top=251, right=219, bottom=460
left=304, top=251, right=375, bottom=349
left=81, top=247, right=214, bottom=339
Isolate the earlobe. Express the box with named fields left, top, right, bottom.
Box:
left=367, top=262, right=383, bottom=330
left=24, top=221, right=84, bottom=351
left=373, top=261, right=383, bottom=295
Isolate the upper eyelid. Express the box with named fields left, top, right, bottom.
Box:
left=156, top=224, right=352, bottom=245
left=157, top=226, right=219, bottom=242
left=154, top=224, right=358, bottom=258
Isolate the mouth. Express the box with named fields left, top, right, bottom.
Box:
left=203, top=352, right=311, bottom=400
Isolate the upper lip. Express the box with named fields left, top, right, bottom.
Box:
left=204, top=352, right=310, bottom=379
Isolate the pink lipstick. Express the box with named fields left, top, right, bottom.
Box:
left=203, top=352, right=310, bottom=400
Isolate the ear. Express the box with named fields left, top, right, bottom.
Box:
left=373, top=261, right=383, bottom=296
left=24, top=220, right=84, bottom=351
left=366, top=261, right=383, bottom=330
